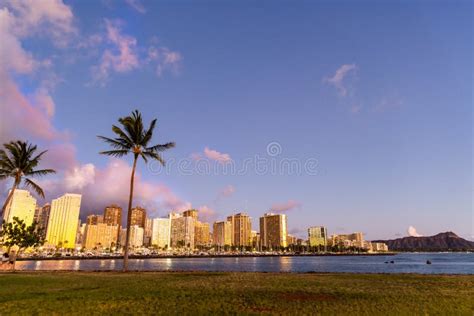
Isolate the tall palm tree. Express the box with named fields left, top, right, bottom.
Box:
left=98, top=110, right=175, bottom=271
left=0, top=141, right=56, bottom=219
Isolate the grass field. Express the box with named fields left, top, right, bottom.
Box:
left=0, top=272, right=473, bottom=315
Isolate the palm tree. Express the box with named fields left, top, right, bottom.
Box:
left=0, top=141, right=56, bottom=219
left=98, top=110, right=175, bottom=271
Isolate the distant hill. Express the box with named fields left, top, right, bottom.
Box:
left=373, top=232, right=474, bottom=252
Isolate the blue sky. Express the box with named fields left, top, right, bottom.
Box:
left=1, top=0, right=472, bottom=240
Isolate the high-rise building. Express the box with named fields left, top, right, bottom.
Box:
left=82, top=223, right=119, bottom=249
left=151, top=217, right=171, bottom=249
left=46, top=193, right=81, bottom=249
left=227, top=213, right=252, bottom=247
left=308, top=226, right=328, bottom=248
left=183, top=209, right=198, bottom=220
left=130, top=206, right=146, bottom=228
left=260, top=213, right=288, bottom=249
left=170, top=214, right=195, bottom=249
left=194, top=221, right=210, bottom=247
left=212, top=221, right=232, bottom=247
left=35, top=203, right=51, bottom=238
left=86, top=214, right=103, bottom=225
left=3, top=189, right=37, bottom=226
left=129, top=225, right=144, bottom=248
left=144, top=217, right=153, bottom=246
left=103, top=204, right=122, bottom=226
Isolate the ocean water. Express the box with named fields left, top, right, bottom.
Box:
left=16, top=253, right=473, bottom=274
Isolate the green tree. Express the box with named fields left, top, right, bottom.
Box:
left=0, top=217, right=45, bottom=253
left=0, top=141, right=56, bottom=218
left=98, top=110, right=175, bottom=271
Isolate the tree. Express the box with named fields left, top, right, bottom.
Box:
left=98, top=110, right=175, bottom=271
left=0, top=141, right=56, bottom=219
left=0, top=217, right=45, bottom=253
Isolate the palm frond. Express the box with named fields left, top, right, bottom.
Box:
left=141, top=119, right=157, bottom=146
left=97, top=136, right=131, bottom=150
left=25, top=169, right=56, bottom=177
left=147, top=142, right=176, bottom=152
left=111, top=125, right=134, bottom=146
left=99, top=150, right=130, bottom=157
left=142, top=151, right=165, bottom=166
left=23, top=178, right=45, bottom=198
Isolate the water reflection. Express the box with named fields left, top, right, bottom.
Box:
left=15, top=253, right=474, bottom=274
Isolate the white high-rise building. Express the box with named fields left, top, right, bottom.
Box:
left=129, top=225, right=144, bottom=248
left=151, top=217, right=171, bottom=249
left=45, top=193, right=81, bottom=249
left=3, top=189, right=37, bottom=226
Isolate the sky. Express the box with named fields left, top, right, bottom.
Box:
left=0, top=0, right=472, bottom=240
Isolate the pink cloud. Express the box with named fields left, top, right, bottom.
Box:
left=203, top=147, right=232, bottom=164
left=270, top=200, right=302, bottom=213
left=92, top=19, right=139, bottom=84
left=324, top=63, right=357, bottom=97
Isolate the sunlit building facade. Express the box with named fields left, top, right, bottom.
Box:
left=227, top=213, right=252, bottom=247
left=259, top=213, right=288, bottom=249
left=308, top=226, right=328, bottom=248
left=194, top=221, right=210, bottom=247
left=82, top=223, right=119, bottom=249
left=46, top=193, right=81, bottom=249
left=130, top=206, right=146, bottom=228
left=3, top=189, right=37, bottom=226
left=170, top=214, right=195, bottom=249
left=212, top=221, right=232, bottom=247
left=151, top=217, right=171, bottom=249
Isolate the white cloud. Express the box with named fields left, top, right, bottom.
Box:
left=407, top=226, right=423, bottom=237
left=324, top=63, right=357, bottom=97
left=203, top=147, right=232, bottom=164
left=125, top=0, right=146, bottom=14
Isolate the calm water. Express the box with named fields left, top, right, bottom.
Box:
left=16, top=253, right=473, bottom=274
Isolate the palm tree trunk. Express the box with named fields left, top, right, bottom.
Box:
left=123, top=155, right=138, bottom=272
left=1, top=177, right=20, bottom=221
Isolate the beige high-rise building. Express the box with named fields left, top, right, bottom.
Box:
left=170, top=214, right=195, bottom=249
left=151, top=217, right=171, bottom=249
left=144, top=217, right=153, bottom=246
left=130, top=206, right=146, bottom=227
left=82, top=223, right=119, bottom=250
left=308, top=226, right=328, bottom=248
left=3, top=189, right=37, bottom=226
left=260, top=213, right=288, bottom=249
left=195, top=221, right=210, bottom=247
left=46, top=193, right=81, bottom=249
left=227, top=213, right=252, bottom=247
left=213, top=221, right=232, bottom=247
left=330, top=232, right=364, bottom=248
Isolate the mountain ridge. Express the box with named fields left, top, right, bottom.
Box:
left=372, top=232, right=474, bottom=251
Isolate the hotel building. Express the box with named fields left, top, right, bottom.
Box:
left=130, top=206, right=146, bottom=228
left=82, top=223, right=119, bottom=249
left=259, top=213, right=288, bottom=249
left=3, top=189, right=37, bottom=226
left=227, top=213, right=252, bottom=247
left=212, top=221, right=232, bottom=247
left=151, top=217, right=171, bottom=249
left=308, top=226, right=328, bottom=248
left=170, top=214, right=195, bottom=249
left=46, top=193, right=81, bottom=249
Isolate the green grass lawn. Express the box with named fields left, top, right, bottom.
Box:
left=0, top=272, right=473, bottom=315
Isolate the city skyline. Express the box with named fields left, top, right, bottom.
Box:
left=0, top=1, right=471, bottom=241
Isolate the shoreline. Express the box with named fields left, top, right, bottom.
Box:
left=17, top=252, right=396, bottom=261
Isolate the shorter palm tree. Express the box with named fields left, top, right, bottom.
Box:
left=0, top=141, right=56, bottom=219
